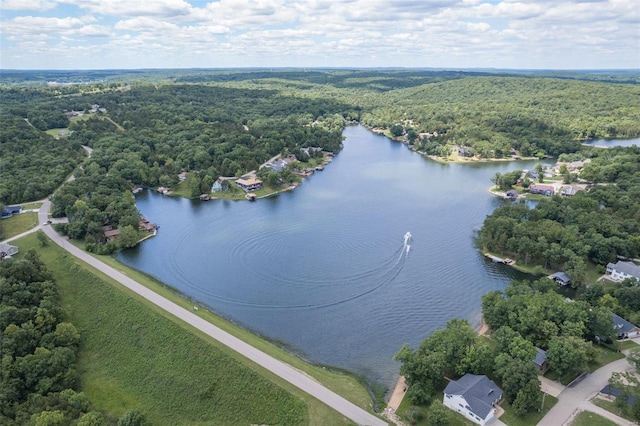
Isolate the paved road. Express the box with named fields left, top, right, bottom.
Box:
left=37, top=200, right=386, bottom=426
left=538, top=357, right=633, bottom=425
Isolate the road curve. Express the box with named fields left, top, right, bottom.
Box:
left=37, top=200, right=386, bottom=426
left=538, top=357, right=633, bottom=425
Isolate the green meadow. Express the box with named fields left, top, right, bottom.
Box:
left=14, top=233, right=368, bottom=425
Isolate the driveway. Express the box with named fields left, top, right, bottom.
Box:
left=36, top=200, right=386, bottom=426
left=538, top=357, right=633, bottom=425
left=539, top=375, right=565, bottom=398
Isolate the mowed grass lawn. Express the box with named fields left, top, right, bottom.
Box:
left=14, top=234, right=361, bottom=425
left=571, top=410, right=618, bottom=426
left=1, top=212, right=39, bottom=239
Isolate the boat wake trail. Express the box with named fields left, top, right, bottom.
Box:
left=176, top=233, right=412, bottom=310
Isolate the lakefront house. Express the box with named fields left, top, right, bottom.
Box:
left=606, top=260, right=640, bottom=282
left=443, top=374, right=503, bottom=425
left=236, top=178, right=263, bottom=192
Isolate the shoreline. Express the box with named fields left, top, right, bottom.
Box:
left=424, top=153, right=540, bottom=164
left=384, top=315, right=490, bottom=421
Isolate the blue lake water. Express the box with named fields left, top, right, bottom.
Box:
left=118, top=125, right=543, bottom=389
left=582, top=137, right=640, bottom=148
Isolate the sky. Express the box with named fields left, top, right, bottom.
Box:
left=0, top=0, right=638, bottom=70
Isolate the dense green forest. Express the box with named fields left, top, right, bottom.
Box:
left=0, top=113, right=84, bottom=204
left=2, top=69, right=639, bottom=249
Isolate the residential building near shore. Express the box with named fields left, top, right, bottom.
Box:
left=443, top=374, right=503, bottom=426
left=606, top=260, right=640, bottom=282
left=236, top=178, right=263, bottom=192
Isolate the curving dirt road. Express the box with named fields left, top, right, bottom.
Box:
left=37, top=200, right=386, bottom=426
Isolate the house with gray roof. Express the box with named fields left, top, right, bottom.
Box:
left=0, top=243, right=19, bottom=260
left=549, top=271, right=571, bottom=286
left=612, top=313, right=640, bottom=339
left=443, top=374, right=503, bottom=425
left=533, top=347, right=549, bottom=372
left=606, top=261, right=640, bottom=282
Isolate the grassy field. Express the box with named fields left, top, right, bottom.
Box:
left=396, top=398, right=475, bottom=426
left=20, top=202, right=43, bottom=210
left=1, top=212, right=38, bottom=239
left=614, top=340, right=640, bottom=351
left=592, top=398, right=637, bottom=423
left=89, top=246, right=375, bottom=410
left=13, top=233, right=371, bottom=425
left=571, top=410, right=618, bottom=426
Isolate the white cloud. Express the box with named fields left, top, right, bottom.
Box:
left=3, top=16, right=86, bottom=33
left=115, top=17, right=180, bottom=32
left=0, top=0, right=56, bottom=11
left=57, top=0, right=193, bottom=17
left=1, top=0, right=639, bottom=69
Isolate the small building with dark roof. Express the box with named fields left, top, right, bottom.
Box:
left=104, top=228, right=121, bottom=241
left=505, top=189, right=519, bottom=199
left=0, top=243, right=19, bottom=260
left=612, top=313, right=640, bottom=339
left=533, top=347, right=549, bottom=372
left=443, top=374, right=503, bottom=425
left=549, top=271, right=571, bottom=286
left=601, top=384, right=638, bottom=406
left=1, top=205, right=22, bottom=218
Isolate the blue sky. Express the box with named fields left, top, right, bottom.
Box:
left=1, top=0, right=638, bottom=70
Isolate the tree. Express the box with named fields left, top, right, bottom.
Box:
left=494, top=353, right=538, bottom=403
left=267, top=171, right=279, bottom=187
left=406, top=128, right=418, bottom=144
left=394, top=319, right=476, bottom=404
left=31, top=410, right=66, bottom=426
left=456, top=343, right=495, bottom=376
left=546, top=335, right=592, bottom=377
left=36, top=230, right=49, bottom=247
left=389, top=124, right=404, bottom=137
left=628, top=349, right=640, bottom=373
left=54, top=322, right=81, bottom=347
left=425, top=403, right=451, bottom=426
left=512, top=378, right=542, bottom=416
left=77, top=411, right=108, bottom=426
left=564, top=255, right=587, bottom=288
left=118, top=409, right=148, bottom=426
left=118, top=225, right=139, bottom=249
left=481, top=291, right=508, bottom=330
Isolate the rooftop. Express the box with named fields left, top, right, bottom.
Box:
left=444, top=374, right=502, bottom=419
left=607, top=261, right=640, bottom=279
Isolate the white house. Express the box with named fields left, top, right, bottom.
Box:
left=606, top=261, right=640, bottom=282
left=443, top=374, right=503, bottom=425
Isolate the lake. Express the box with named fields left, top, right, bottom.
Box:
left=118, top=125, right=543, bottom=389
left=582, top=137, right=640, bottom=148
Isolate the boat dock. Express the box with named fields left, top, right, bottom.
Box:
left=484, top=253, right=515, bottom=265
